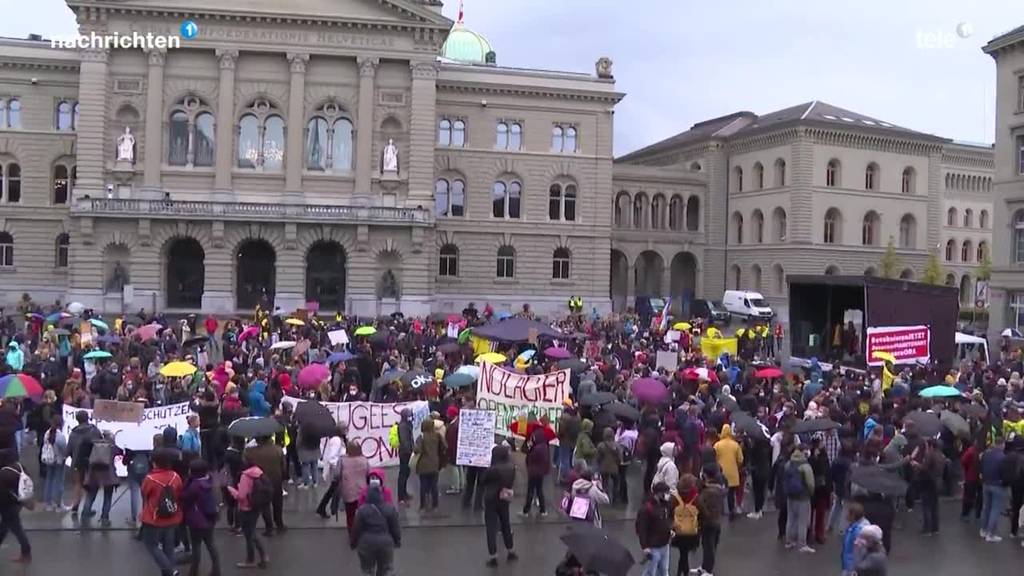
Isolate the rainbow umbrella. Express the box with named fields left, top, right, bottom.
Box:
left=46, top=311, right=70, bottom=325
left=0, top=373, right=44, bottom=400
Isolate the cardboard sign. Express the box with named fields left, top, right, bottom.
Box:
left=475, top=363, right=570, bottom=444
left=80, top=321, right=93, bottom=346
left=456, top=409, right=496, bottom=467
left=656, top=350, right=678, bottom=372
left=92, top=399, right=145, bottom=423
left=866, top=325, right=931, bottom=365
left=328, top=329, right=348, bottom=346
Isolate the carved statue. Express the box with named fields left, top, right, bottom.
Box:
left=595, top=57, right=614, bottom=80
left=380, top=269, right=399, bottom=299
left=108, top=261, right=129, bottom=292
left=382, top=139, right=399, bottom=173
left=117, top=126, right=135, bottom=163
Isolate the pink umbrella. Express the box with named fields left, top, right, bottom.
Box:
left=239, top=326, right=259, bottom=341
left=630, top=377, right=669, bottom=404
left=134, top=323, right=163, bottom=342
left=544, top=346, right=572, bottom=360
left=754, top=367, right=784, bottom=379
left=298, top=363, right=330, bottom=390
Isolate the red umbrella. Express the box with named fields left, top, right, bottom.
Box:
left=754, top=367, right=784, bottom=379
left=544, top=346, right=572, bottom=360
left=133, top=323, right=163, bottom=342
left=630, top=377, right=669, bottom=404
left=239, top=326, right=259, bottom=341
left=298, top=363, right=330, bottom=390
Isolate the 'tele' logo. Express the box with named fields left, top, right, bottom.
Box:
left=180, top=20, right=199, bottom=40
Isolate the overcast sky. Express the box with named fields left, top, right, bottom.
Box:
left=3, top=0, right=1022, bottom=155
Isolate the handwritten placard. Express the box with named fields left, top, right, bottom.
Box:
left=656, top=350, right=679, bottom=372
left=457, top=409, right=496, bottom=468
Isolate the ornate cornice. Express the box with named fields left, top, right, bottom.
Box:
left=803, top=127, right=944, bottom=155
left=436, top=80, right=622, bottom=104
left=0, top=60, right=79, bottom=72
left=410, top=61, right=439, bottom=80
left=942, top=150, right=995, bottom=170
left=726, top=128, right=800, bottom=155
left=80, top=47, right=109, bottom=63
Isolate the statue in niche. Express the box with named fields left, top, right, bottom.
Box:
left=116, top=127, right=135, bottom=163
left=382, top=138, right=399, bottom=173
left=380, top=269, right=399, bottom=299
left=108, top=261, right=129, bottom=292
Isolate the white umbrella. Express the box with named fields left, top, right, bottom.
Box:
left=270, top=340, right=297, bottom=351
left=66, top=302, right=85, bottom=315
left=1002, top=328, right=1022, bottom=338
left=456, top=364, right=480, bottom=379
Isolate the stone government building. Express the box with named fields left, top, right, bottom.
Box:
left=0, top=0, right=994, bottom=320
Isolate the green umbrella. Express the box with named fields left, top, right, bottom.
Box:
left=458, top=328, right=472, bottom=344
left=354, top=325, right=377, bottom=337
left=89, top=318, right=109, bottom=332
left=83, top=350, right=113, bottom=360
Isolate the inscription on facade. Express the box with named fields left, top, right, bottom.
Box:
left=199, top=26, right=397, bottom=49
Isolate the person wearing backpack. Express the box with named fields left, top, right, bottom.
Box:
left=635, top=481, right=674, bottom=576
left=395, top=408, right=414, bottom=506
left=181, top=459, right=221, bottom=576
left=40, top=415, right=67, bottom=511
left=141, top=449, right=184, bottom=576
left=697, top=464, right=726, bottom=576
left=351, top=482, right=401, bottom=576
left=413, top=418, right=446, bottom=513
left=0, top=448, right=31, bottom=563
left=784, top=444, right=816, bottom=553
left=66, top=409, right=100, bottom=516
left=227, top=457, right=271, bottom=569
left=522, top=421, right=553, bottom=516
left=671, top=474, right=701, bottom=576
left=82, top=430, right=119, bottom=528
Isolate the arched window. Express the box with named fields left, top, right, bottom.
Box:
left=977, top=241, right=988, bottom=262
left=438, top=244, right=458, bottom=277
left=305, top=118, right=328, bottom=170
left=773, top=264, right=785, bottom=294
left=669, top=195, right=684, bottom=231
left=899, top=269, right=914, bottom=280
left=901, top=167, right=915, bottom=194
left=496, top=121, right=508, bottom=149
left=53, top=163, right=74, bottom=205
left=0, top=98, right=20, bottom=129
left=496, top=121, right=523, bottom=151
left=730, top=264, right=741, bottom=290
left=564, top=126, right=577, bottom=153
left=751, top=264, right=762, bottom=291
left=862, top=211, right=880, bottom=246
left=945, top=273, right=956, bottom=287
left=963, top=208, right=973, bottom=228
left=552, top=247, right=571, bottom=280
left=305, top=104, right=354, bottom=172
left=56, top=100, right=75, bottom=131
left=633, top=193, right=648, bottom=230
left=492, top=179, right=522, bottom=219
left=733, top=166, right=744, bottom=192
left=825, top=265, right=840, bottom=276
left=961, top=240, right=973, bottom=263
left=54, top=233, right=69, bottom=268
left=899, top=214, right=917, bottom=248
left=237, top=98, right=284, bottom=170
left=945, top=239, right=956, bottom=261
left=1015, top=211, right=1024, bottom=263
left=753, top=162, right=764, bottom=189
left=167, top=95, right=215, bottom=167
left=685, top=196, right=700, bottom=231
left=826, top=159, right=840, bottom=187
left=549, top=183, right=577, bottom=222
left=731, top=211, right=744, bottom=244
left=496, top=245, right=515, bottom=278
left=772, top=207, right=787, bottom=242
left=980, top=210, right=989, bottom=228
left=438, top=118, right=451, bottom=146
left=775, top=158, right=786, bottom=187
left=331, top=118, right=354, bottom=171
left=551, top=125, right=563, bottom=152
left=452, top=119, right=466, bottom=147
left=1, top=163, right=20, bottom=203
left=824, top=208, right=840, bottom=244
left=0, top=231, right=13, bottom=267
left=947, top=207, right=958, bottom=227
left=865, top=163, right=878, bottom=190
left=752, top=209, right=764, bottom=243
left=614, top=192, right=629, bottom=228
left=650, top=195, right=665, bottom=230
left=960, top=275, right=972, bottom=304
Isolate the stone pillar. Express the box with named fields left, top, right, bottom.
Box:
left=626, top=263, right=636, bottom=305
left=142, top=49, right=165, bottom=192
left=72, top=47, right=109, bottom=201
left=408, top=61, right=439, bottom=206
left=355, top=56, right=379, bottom=197
left=285, top=53, right=309, bottom=199
left=214, top=49, right=238, bottom=197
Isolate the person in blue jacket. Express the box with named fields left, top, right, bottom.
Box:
left=248, top=377, right=271, bottom=417
left=841, top=502, right=869, bottom=576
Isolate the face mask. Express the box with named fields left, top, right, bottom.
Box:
left=368, top=477, right=382, bottom=487
left=349, top=388, right=357, bottom=395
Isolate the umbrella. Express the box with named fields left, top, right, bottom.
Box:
left=544, top=346, right=572, bottom=360
left=591, top=410, right=618, bottom=429
left=516, top=349, right=537, bottom=364
left=0, top=374, right=44, bottom=400
left=374, top=370, right=405, bottom=390
left=495, top=311, right=513, bottom=320
left=458, top=328, right=472, bottom=344
left=920, top=385, right=962, bottom=398
left=89, top=318, right=109, bottom=332
left=298, top=363, right=330, bottom=390
left=471, top=317, right=563, bottom=342
left=731, top=411, right=768, bottom=438
left=960, top=404, right=989, bottom=419
left=559, top=523, right=635, bottom=576
left=270, top=340, right=296, bottom=351
left=354, top=326, right=377, bottom=337
left=239, top=326, right=260, bottom=341
left=672, top=321, right=692, bottom=331
left=97, top=335, right=122, bottom=345
left=754, top=367, right=784, bottom=379
left=792, top=418, right=841, bottom=434
left=438, top=342, right=461, bottom=354
left=182, top=336, right=207, bottom=349
left=327, top=351, right=358, bottom=365
left=904, top=410, right=942, bottom=437
left=26, top=313, right=45, bottom=322
left=134, top=323, right=163, bottom=342
left=83, top=350, right=113, bottom=360
left=51, top=328, right=70, bottom=336
left=604, top=402, right=641, bottom=421
left=476, top=352, right=507, bottom=365
left=630, top=377, right=669, bottom=404
left=442, top=372, right=476, bottom=389
left=871, top=350, right=895, bottom=364
left=681, top=367, right=714, bottom=381
left=850, top=465, right=909, bottom=496
left=160, top=361, right=197, bottom=378
left=66, top=302, right=85, bottom=315
left=557, top=358, right=589, bottom=373
left=294, top=401, right=337, bottom=438
left=578, top=391, right=617, bottom=407
left=401, top=371, right=432, bottom=389
left=1002, top=328, right=1023, bottom=338
left=45, top=311, right=69, bottom=324
left=228, top=416, right=283, bottom=438
left=456, top=365, right=480, bottom=379
left=719, top=395, right=740, bottom=413
left=940, top=410, right=971, bottom=438
left=285, top=318, right=305, bottom=326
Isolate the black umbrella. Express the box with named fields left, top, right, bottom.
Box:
left=559, top=523, right=635, bottom=576
left=438, top=342, right=461, bottom=354
left=605, top=402, right=640, bottom=421
left=294, top=401, right=338, bottom=438
left=578, top=391, right=616, bottom=407
left=557, top=358, right=589, bottom=373
left=940, top=410, right=970, bottom=438
left=731, top=411, right=767, bottom=438
left=960, top=404, right=988, bottom=419
left=401, top=371, right=432, bottom=390
left=374, top=370, right=404, bottom=390
left=792, top=418, right=841, bottom=434
left=719, top=395, right=740, bottom=413
left=591, top=410, right=618, bottom=430
left=182, top=336, right=207, bottom=348
left=850, top=465, right=909, bottom=496
left=905, top=410, right=942, bottom=437
left=227, top=417, right=283, bottom=438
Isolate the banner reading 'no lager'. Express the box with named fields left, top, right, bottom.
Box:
left=475, top=362, right=571, bottom=443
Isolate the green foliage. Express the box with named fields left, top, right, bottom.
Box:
left=922, top=250, right=944, bottom=285
left=880, top=237, right=899, bottom=279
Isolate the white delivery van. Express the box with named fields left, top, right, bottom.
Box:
left=722, top=290, right=774, bottom=320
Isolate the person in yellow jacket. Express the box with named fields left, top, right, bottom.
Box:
left=713, top=424, right=744, bottom=518
left=881, top=361, right=895, bottom=393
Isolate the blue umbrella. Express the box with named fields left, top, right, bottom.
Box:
left=89, top=318, right=109, bottom=332
left=327, top=350, right=358, bottom=365
left=83, top=350, right=112, bottom=360
left=920, top=385, right=962, bottom=398
left=97, top=335, right=121, bottom=344
left=495, top=311, right=513, bottom=320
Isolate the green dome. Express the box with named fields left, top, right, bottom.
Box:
left=442, top=22, right=493, bottom=64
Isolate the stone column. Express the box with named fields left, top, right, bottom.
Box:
left=72, top=47, right=109, bottom=201
left=142, top=49, right=165, bottom=192
left=626, top=263, right=636, bottom=305
left=354, top=56, right=379, bottom=197
left=285, top=53, right=309, bottom=199
left=214, top=49, right=238, bottom=197
left=408, top=60, right=439, bottom=205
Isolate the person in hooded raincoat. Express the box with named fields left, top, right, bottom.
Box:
left=714, top=423, right=744, bottom=518
left=5, top=341, right=23, bottom=372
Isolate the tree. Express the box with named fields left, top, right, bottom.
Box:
left=922, top=249, right=944, bottom=285
left=880, top=237, right=899, bottom=279
left=977, top=251, right=992, bottom=281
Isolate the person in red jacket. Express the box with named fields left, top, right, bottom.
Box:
left=140, top=449, right=183, bottom=576
left=961, top=439, right=983, bottom=520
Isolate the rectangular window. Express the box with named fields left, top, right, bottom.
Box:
left=1018, top=135, right=1024, bottom=176
left=497, top=256, right=514, bottom=278
left=0, top=243, right=12, bottom=267
left=1019, top=75, right=1024, bottom=112
left=438, top=254, right=457, bottom=277
left=553, top=258, right=570, bottom=279
left=56, top=244, right=68, bottom=268
left=1012, top=292, right=1024, bottom=331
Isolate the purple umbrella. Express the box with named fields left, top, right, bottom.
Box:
left=630, top=377, right=669, bottom=404
left=544, top=346, right=572, bottom=360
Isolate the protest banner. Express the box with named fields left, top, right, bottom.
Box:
left=701, top=336, right=737, bottom=359
left=62, top=402, right=192, bottom=452
left=866, top=325, right=930, bottom=365
left=656, top=350, right=678, bottom=372
left=327, top=329, right=348, bottom=346
left=281, top=398, right=429, bottom=467
left=92, top=399, right=144, bottom=423
left=456, top=409, right=496, bottom=467
left=475, top=362, right=570, bottom=443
